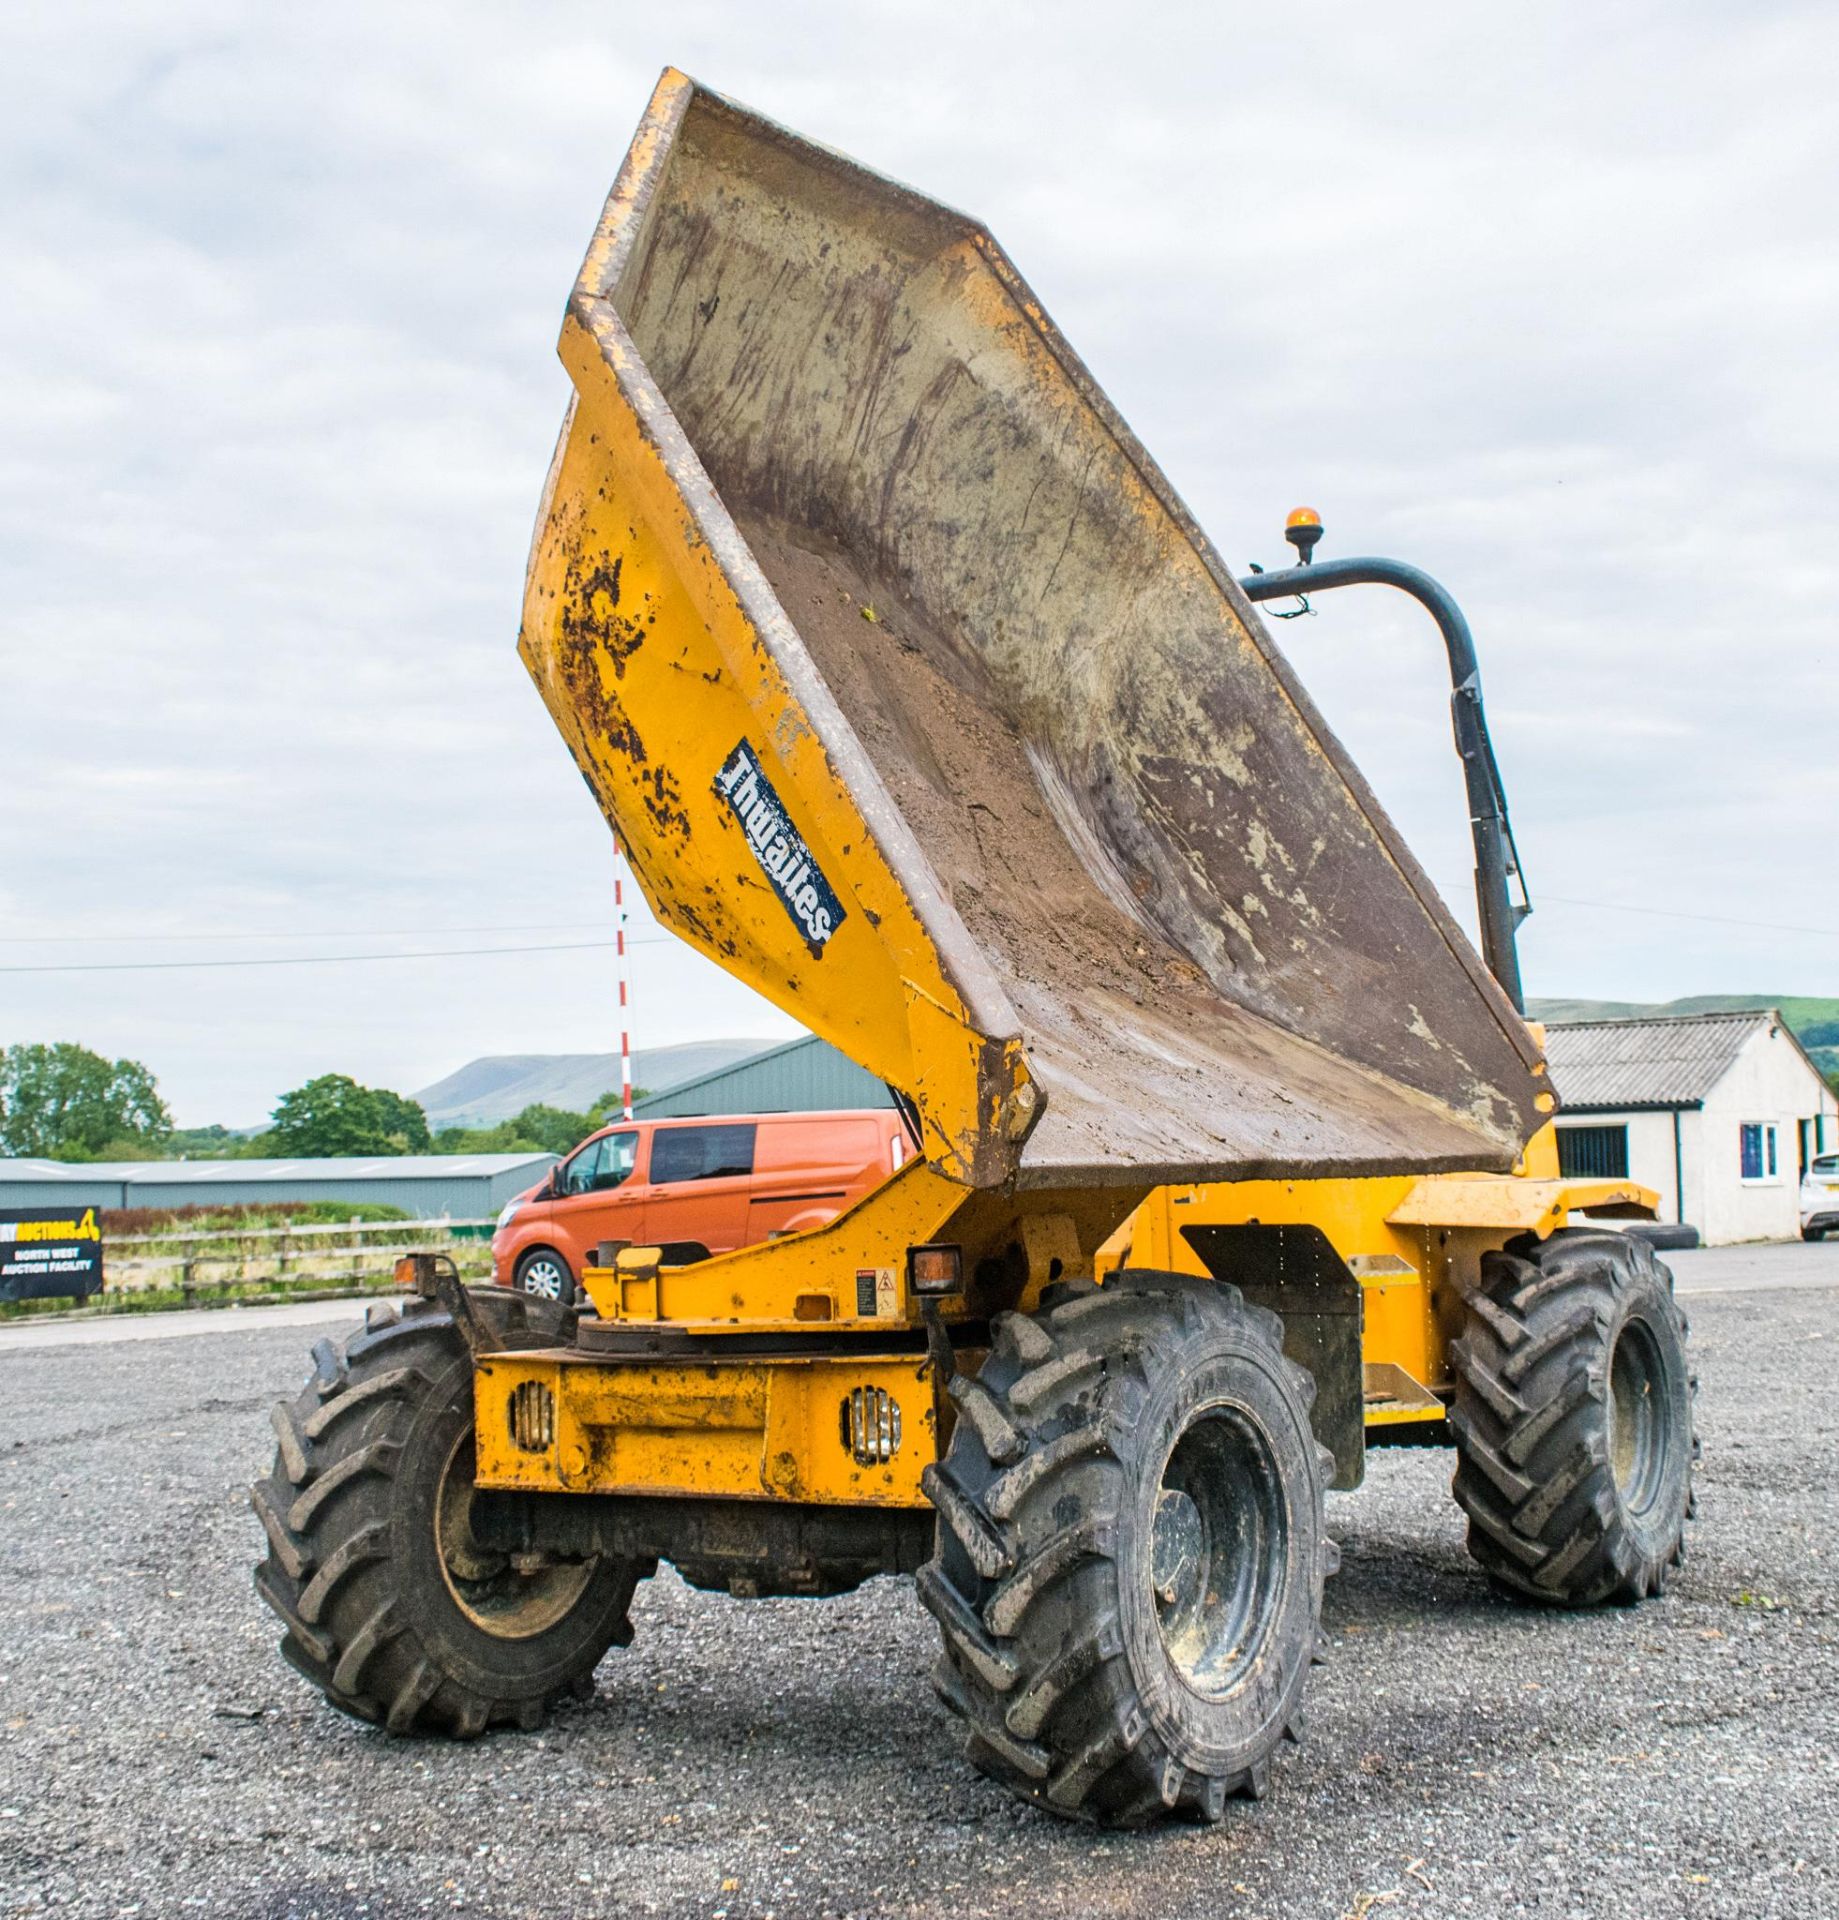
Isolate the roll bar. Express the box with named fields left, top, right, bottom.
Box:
left=1239, top=518, right=1531, bottom=1012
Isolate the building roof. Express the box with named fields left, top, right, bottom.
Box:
left=1543, top=1009, right=1797, bottom=1112
left=633, top=1032, right=893, bottom=1119
left=0, top=1152, right=556, bottom=1188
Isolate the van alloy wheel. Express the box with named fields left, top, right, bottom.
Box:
left=515, top=1251, right=573, bottom=1305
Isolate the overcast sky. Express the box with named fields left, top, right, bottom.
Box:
left=3, top=1, right=1835, bottom=1126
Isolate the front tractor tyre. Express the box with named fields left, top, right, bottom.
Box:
left=918, top=1270, right=1333, bottom=1828
left=1451, top=1227, right=1695, bottom=1607
left=251, top=1293, right=646, bottom=1735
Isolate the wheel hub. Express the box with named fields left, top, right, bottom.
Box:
left=1608, top=1318, right=1667, bottom=1516
left=1152, top=1406, right=1287, bottom=1700
left=435, top=1430, right=597, bottom=1638
left=520, top=1258, right=566, bottom=1301
left=1151, top=1488, right=1204, bottom=1609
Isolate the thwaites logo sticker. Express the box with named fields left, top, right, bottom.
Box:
left=714, top=740, right=847, bottom=955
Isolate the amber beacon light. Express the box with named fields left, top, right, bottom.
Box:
left=1284, top=507, right=1325, bottom=563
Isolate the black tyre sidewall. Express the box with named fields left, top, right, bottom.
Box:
left=1119, top=1333, right=1321, bottom=1779
left=920, top=1274, right=1326, bottom=1822
left=390, top=1351, right=629, bottom=1703
left=1601, top=1269, right=1693, bottom=1564
left=1452, top=1228, right=1695, bottom=1605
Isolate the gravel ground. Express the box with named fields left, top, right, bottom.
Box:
left=1, top=1248, right=1834, bottom=1919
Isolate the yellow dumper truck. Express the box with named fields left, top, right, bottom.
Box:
left=252, top=71, right=1695, bottom=1828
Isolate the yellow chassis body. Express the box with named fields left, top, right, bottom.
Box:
left=1092, top=1125, right=1652, bottom=1441
left=469, top=76, right=1650, bottom=1526
left=472, top=1125, right=1653, bottom=1508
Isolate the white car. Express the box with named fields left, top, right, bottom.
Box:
left=1802, top=1153, right=1839, bottom=1241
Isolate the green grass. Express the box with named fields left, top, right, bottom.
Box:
left=103, top=1199, right=410, bottom=1236
left=1, top=1201, right=480, bottom=1322
left=1527, top=993, right=1839, bottom=1030
left=0, top=1254, right=493, bottom=1323
left=0, top=1275, right=413, bottom=1322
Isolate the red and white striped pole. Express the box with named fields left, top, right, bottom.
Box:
left=613, top=832, right=633, bottom=1120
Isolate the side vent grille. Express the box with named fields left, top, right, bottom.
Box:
left=508, top=1379, right=557, bottom=1453
left=840, top=1387, right=902, bottom=1467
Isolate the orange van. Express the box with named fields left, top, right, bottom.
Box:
left=490, top=1107, right=915, bottom=1303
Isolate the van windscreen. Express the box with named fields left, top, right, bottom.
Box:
left=649, top=1123, right=757, bottom=1184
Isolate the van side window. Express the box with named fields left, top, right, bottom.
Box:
left=560, top=1138, right=605, bottom=1196
left=602, top=1132, right=638, bottom=1188
left=649, top=1123, right=757, bottom=1184
left=560, top=1132, right=637, bottom=1196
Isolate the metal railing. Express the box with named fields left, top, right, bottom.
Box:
left=97, top=1217, right=497, bottom=1302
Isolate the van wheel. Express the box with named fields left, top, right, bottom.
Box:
left=514, top=1250, right=574, bottom=1305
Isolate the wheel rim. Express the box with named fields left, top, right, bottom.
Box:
left=519, top=1257, right=567, bottom=1301
left=1152, top=1404, right=1287, bottom=1699
left=1608, top=1318, right=1668, bottom=1516
left=434, top=1429, right=595, bottom=1638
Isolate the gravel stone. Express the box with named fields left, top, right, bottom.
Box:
left=0, top=1248, right=1833, bottom=1917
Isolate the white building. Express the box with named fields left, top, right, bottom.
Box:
left=1544, top=1010, right=1837, bottom=1246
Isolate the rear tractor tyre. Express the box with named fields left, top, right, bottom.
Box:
left=1451, top=1227, right=1695, bottom=1607
left=251, top=1292, right=646, bottom=1735
left=917, top=1270, right=1333, bottom=1828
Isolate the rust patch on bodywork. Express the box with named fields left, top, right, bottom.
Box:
left=555, top=542, right=650, bottom=769
left=518, top=70, right=1551, bottom=1193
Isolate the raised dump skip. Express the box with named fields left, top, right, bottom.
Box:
left=520, top=69, right=1551, bottom=1193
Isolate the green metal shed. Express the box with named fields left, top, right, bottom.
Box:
left=632, top=1035, right=894, bottom=1119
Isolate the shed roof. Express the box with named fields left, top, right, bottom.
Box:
left=1543, top=1009, right=1791, bottom=1111
left=632, top=1033, right=893, bottom=1119
left=0, top=1153, right=556, bottom=1188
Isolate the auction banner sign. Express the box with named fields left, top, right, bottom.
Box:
left=1, top=1206, right=104, bottom=1302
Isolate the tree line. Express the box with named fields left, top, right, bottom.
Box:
left=0, top=1043, right=632, bottom=1163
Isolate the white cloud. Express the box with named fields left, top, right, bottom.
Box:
left=2, top=1, right=1834, bottom=1122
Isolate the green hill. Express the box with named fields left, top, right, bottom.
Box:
left=413, top=1040, right=784, bottom=1129
left=1526, top=995, right=1839, bottom=1083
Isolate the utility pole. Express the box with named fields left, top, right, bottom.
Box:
left=613, top=832, right=634, bottom=1119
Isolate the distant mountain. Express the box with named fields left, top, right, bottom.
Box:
left=421, top=1001, right=1837, bottom=1126
left=1528, top=992, right=1838, bottom=1028
left=416, top=1039, right=785, bottom=1129
left=1527, top=995, right=1839, bottom=1083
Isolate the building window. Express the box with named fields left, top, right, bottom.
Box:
left=1739, top=1123, right=1779, bottom=1184
left=1557, top=1124, right=1629, bottom=1179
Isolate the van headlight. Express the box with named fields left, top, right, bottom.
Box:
left=495, top=1199, right=522, bottom=1232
